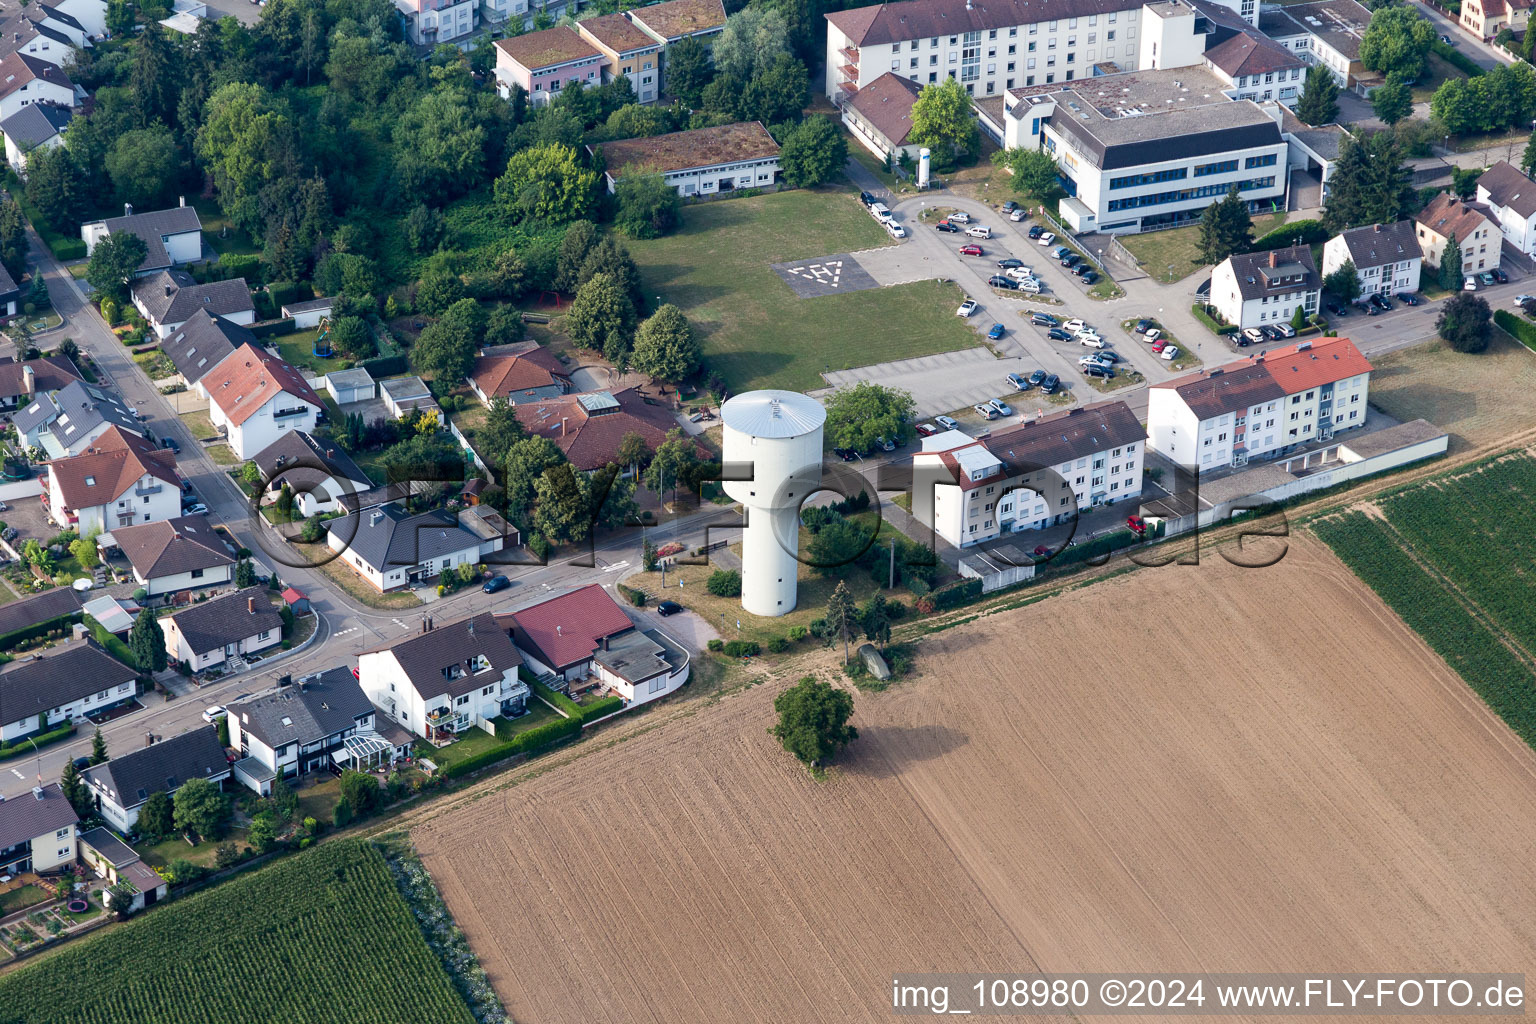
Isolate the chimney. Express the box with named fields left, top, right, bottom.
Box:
left=179, top=195, right=185, bottom=208
left=164, top=284, right=172, bottom=297
left=124, top=202, right=133, bottom=217
left=1373, top=223, right=1381, bottom=232
left=22, top=364, right=34, bottom=396
left=32, top=786, right=44, bottom=801
left=247, top=596, right=255, bottom=614
left=560, top=417, right=568, bottom=437
left=556, top=625, right=563, bottom=636
left=601, top=634, right=609, bottom=651
left=1268, top=251, right=1278, bottom=267
left=326, top=448, right=334, bottom=458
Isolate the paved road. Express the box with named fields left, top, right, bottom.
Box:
left=1414, top=0, right=1512, bottom=71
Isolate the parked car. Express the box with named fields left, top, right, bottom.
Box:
left=965, top=226, right=992, bottom=239
left=998, top=258, right=1025, bottom=269
left=1493, top=267, right=1509, bottom=283
left=1028, top=225, right=1045, bottom=239
left=1033, top=545, right=1051, bottom=557
left=1007, top=372, right=1031, bottom=391
left=1480, top=272, right=1496, bottom=287
left=859, top=191, right=876, bottom=206
left=875, top=436, right=896, bottom=451
left=1465, top=276, right=1478, bottom=291
left=1327, top=302, right=1350, bottom=317
left=1038, top=232, right=1056, bottom=246
left=1242, top=327, right=1265, bottom=345
left=1072, top=263, right=1094, bottom=277
left=1275, top=322, right=1297, bottom=337
left=1063, top=318, right=1086, bottom=333
left=1031, top=312, right=1058, bottom=326
left=1001, top=200, right=1019, bottom=214
left=959, top=243, right=984, bottom=256
left=1144, top=328, right=1162, bottom=342
left=1151, top=337, right=1170, bottom=352
left=935, top=221, right=960, bottom=233
left=657, top=600, right=683, bottom=616
left=1082, top=363, right=1114, bottom=379
left=1081, top=270, right=1099, bottom=285
left=1006, top=267, right=1036, bottom=282
left=1127, top=514, right=1148, bottom=536
left=202, top=706, right=228, bottom=724
left=1260, top=325, right=1282, bottom=340
left=1039, top=373, right=1060, bottom=394
left=1060, top=253, right=1082, bottom=268
left=1009, top=208, right=1028, bottom=221
left=833, top=446, right=857, bottom=461
left=916, top=421, right=939, bottom=436
left=1079, top=334, right=1105, bottom=348
left=868, top=202, right=892, bottom=223
left=957, top=299, right=978, bottom=317
left=988, top=275, right=1020, bottom=290
left=1047, top=328, right=1073, bottom=341
left=988, top=323, right=1006, bottom=340
left=1370, top=293, right=1391, bottom=310
left=973, top=403, right=998, bottom=420
left=1096, top=349, right=1122, bottom=363
left=482, top=574, right=511, bottom=593
left=886, top=221, right=907, bottom=239
left=184, top=503, right=208, bottom=515
left=1018, top=277, right=1045, bottom=292
left=987, top=397, right=1014, bottom=417
left=1160, top=345, right=1182, bottom=360
left=935, top=415, right=960, bottom=430
left=1051, top=245, right=1072, bottom=260
left=1027, top=369, right=1048, bottom=387
left=1134, top=319, right=1153, bottom=333
left=1511, top=294, right=1532, bottom=306
left=950, top=211, right=972, bottom=224
left=1080, top=354, right=1113, bottom=368
left=162, top=436, right=180, bottom=453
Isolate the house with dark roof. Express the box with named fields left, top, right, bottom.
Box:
left=203, top=342, right=322, bottom=459
left=468, top=342, right=571, bottom=405
left=1201, top=31, right=1307, bottom=105
left=81, top=726, right=230, bottom=833
left=44, top=426, right=180, bottom=533
left=15, top=379, right=148, bottom=458
left=80, top=201, right=203, bottom=276
left=493, top=26, right=608, bottom=106
left=108, top=515, right=236, bottom=596
left=0, top=353, right=81, bottom=410
left=911, top=401, right=1146, bottom=548
left=1258, top=0, right=1373, bottom=93
left=78, top=827, right=167, bottom=912
left=513, top=387, right=698, bottom=472
left=594, top=121, right=781, bottom=196
left=326, top=504, right=503, bottom=593
left=130, top=270, right=254, bottom=339
left=0, top=585, right=81, bottom=643
left=160, top=309, right=257, bottom=394
left=0, top=640, right=137, bottom=744
left=1476, top=160, right=1536, bottom=257
left=841, top=72, right=922, bottom=163
left=1210, top=244, right=1320, bottom=330
left=161, top=588, right=284, bottom=673
left=0, top=100, right=71, bottom=174
left=358, top=613, right=529, bottom=742
left=251, top=430, right=374, bottom=517
left=0, top=783, right=78, bottom=876
left=1415, top=193, right=1502, bottom=278
left=0, top=52, right=73, bottom=121
left=1322, top=221, right=1422, bottom=299
left=227, top=667, right=380, bottom=790
left=1147, top=336, right=1372, bottom=468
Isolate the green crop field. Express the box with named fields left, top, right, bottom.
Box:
left=0, top=841, right=474, bottom=1024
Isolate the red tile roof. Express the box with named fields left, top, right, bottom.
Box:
left=1154, top=337, right=1372, bottom=418
left=470, top=345, right=571, bottom=400
left=513, top=387, right=696, bottom=471
left=844, top=72, right=922, bottom=147
left=205, top=343, right=322, bottom=426
left=1415, top=193, right=1498, bottom=246
left=499, top=583, right=634, bottom=672
left=47, top=426, right=177, bottom=508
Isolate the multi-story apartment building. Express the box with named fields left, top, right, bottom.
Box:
left=577, top=13, right=663, bottom=103
left=1147, top=337, right=1372, bottom=469
left=1258, top=0, right=1373, bottom=93
left=494, top=26, right=608, bottom=105
left=1004, top=66, right=1286, bottom=234
left=1475, top=160, right=1536, bottom=257
left=912, top=401, right=1146, bottom=548
left=1321, top=221, right=1422, bottom=299
left=1415, top=193, right=1502, bottom=277
left=1210, top=244, right=1320, bottom=329
left=394, top=0, right=477, bottom=46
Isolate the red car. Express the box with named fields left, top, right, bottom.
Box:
left=351, top=666, right=360, bottom=679
left=1151, top=337, right=1170, bottom=353
left=959, top=244, right=984, bottom=257
left=1127, top=515, right=1148, bottom=536
left=915, top=422, right=939, bottom=436
left=1033, top=545, right=1051, bottom=557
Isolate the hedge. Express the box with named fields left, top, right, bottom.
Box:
left=0, top=611, right=81, bottom=652
left=1250, top=219, right=1329, bottom=252
left=439, top=716, right=581, bottom=779
left=1495, top=308, right=1536, bottom=351
left=83, top=613, right=138, bottom=672
left=530, top=679, right=582, bottom=718
left=360, top=354, right=410, bottom=378
left=1050, top=528, right=1141, bottom=567
left=582, top=695, right=624, bottom=720
left=248, top=318, right=298, bottom=339
left=0, top=722, right=76, bottom=759
left=1434, top=40, right=1484, bottom=78
left=933, top=578, right=983, bottom=610
left=1191, top=303, right=1239, bottom=336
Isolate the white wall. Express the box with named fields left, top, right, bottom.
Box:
left=598, top=659, right=688, bottom=706
left=134, top=560, right=232, bottom=597
left=57, top=0, right=108, bottom=37
left=0, top=79, right=73, bottom=122
left=4, top=128, right=64, bottom=174
left=29, top=827, right=76, bottom=872
left=1147, top=386, right=1200, bottom=464
left=0, top=679, right=135, bottom=742
left=163, top=617, right=281, bottom=669
left=212, top=392, right=319, bottom=460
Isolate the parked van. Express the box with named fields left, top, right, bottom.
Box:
left=965, top=225, right=991, bottom=239
left=949, top=211, right=972, bottom=224
left=869, top=203, right=892, bottom=223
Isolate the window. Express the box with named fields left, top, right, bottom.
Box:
left=649, top=676, right=666, bottom=694
left=455, top=694, right=470, bottom=706
left=482, top=685, right=494, bottom=695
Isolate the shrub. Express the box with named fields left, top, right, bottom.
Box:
left=1191, top=303, right=1239, bottom=336
left=1249, top=219, right=1328, bottom=251
left=722, top=640, right=761, bottom=657
left=707, top=638, right=724, bottom=652
left=787, top=626, right=808, bottom=643
left=766, top=635, right=789, bottom=653
left=933, top=578, right=983, bottom=610
left=705, top=569, right=741, bottom=597
left=582, top=694, right=624, bottom=720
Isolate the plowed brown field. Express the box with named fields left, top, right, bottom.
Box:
left=414, top=538, right=1536, bottom=1023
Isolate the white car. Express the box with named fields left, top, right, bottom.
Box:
left=1464, top=276, right=1478, bottom=291
left=1144, top=328, right=1162, bottom=342
left=886, top=221, right=907, bottom=239
left=202, top=705, right=228, bottom=724
left=1079, top=334, right=1106, bottom=348
left=965, top=225, right=992, bottom=239
left=869, top=202, right=892, bottom=223
left=1063, top=318, right=1086, bottom=333
left=1079, top=354, right=1113, bottom=367
left=950, top=211, right=972, bottom=224
left=987, top=397, right=1014, bottom=416
left=1016, top=278, right=1043, bottom=293
left=1242, top=327, right=1265, bottom=344
left=1005, top=266, right=1035, bottom=280
left=1515, top=294, right=1534, bottom=306
left=1037, top=232, right=1057, bottom=247
left=1009, top=208, right=1027, bottom=221
left=957, top=299, right=978, bottom=318
left=1160, top=345, right=1182, bottom=360
left=935, top=415, right=961, bottom=431
left=185, top=503, right=209, bottom=515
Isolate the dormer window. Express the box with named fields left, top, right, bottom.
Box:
left=471, top=654, right=492, bottom=674
left=84, top=475, right=95, bottom=485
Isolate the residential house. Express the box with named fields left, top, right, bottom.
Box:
left=203, top=343, right=323, bottom=459
left=379, top=375, right=440, bottom=420
left=1414, top=193, right=1501, bottom=277
left=0, top=3, right=89, bottom=70
left=109, top=515, right=236, bottom=596
left=1200, top=28, right=1307, bottom=106
left=1460, top=0, right=1532, bottom=40
left=44, top=426, right=180, bottom=533
left=577, top=13, right=663, bottom=103
left=468, top=342, right=571, bottom=405
left=1258, top=0, right=1374, bottom=93
left=358, top=612, right=529, bottom=742
left=1476, top=160, right=1536, bottom=257
left=252, top=431, right=375, bottom=517
left=14, top=380, right=147, bottom=458
left=1210, top=244, right=1320, bottom=330
left=54, top=0, right=108, bottom=37
left=493, top=27, right=608, bottom=105
left=394, top=0, right=477, bottom=45
left=326, top=504, right=502, bottom=593
left=0, top=262, right=18, bottom=318
left=130, top=271, right=254, bottom=339
left=841, top=71, right=923, bottom=163
left=0, top=784, right=78, bottom=877
left=78, top=828, right=167, bottom=912
left=160, top=309, right=258, bottom=395
left=0, top=354, right=81, bottom=411
left=0, top=53, right=73, bottom=121
left=499, top=583, right=689, bottom=703
left=80, top=726, right=230, bottom=833
left=0, top=640, right=137, bottom=744
left=0, top=586, right=81, bottom=644
left=80, top=201, right=203, bottom=276
left=324, top=366, right=375, bottom=405
left=1321, top=221, right=1422, bottom=299
left=1003, top=66, right=1287, bottom=235
left=513, top=387, right=694, bottom=472
left=1147, top=336, right=1372, bottom=468
left=161, top=588, right=284, bottom=673
left=910, top=401, right=1146, bottom=548
left=595, top=121, right=782, bottom=197
left=227, top=667, right=380, bottom=791
left=281, top=296, right=333, bottom=329
left=0, top=101, right=71, bottom=174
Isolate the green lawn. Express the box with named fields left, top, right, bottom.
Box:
left=420, top=706, right=561, bottom=768
left=0, top=885, right=49, bottom=916
left=626, top=188, right=983, bottom=391
left=270, top=329, right=346, bottom=376
left=297, top=776, right=343, bottom=824
left=137, top=832, right=237, bottom=872
left=192, top=197, right=262, bottom=258
left=1120, top=212, right=1289, bottom=283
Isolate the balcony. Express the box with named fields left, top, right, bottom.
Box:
left=272, top=406, right=312, bottom=421
left=838, top=45, right=859, bottom=64
left=839, top=63, right=859, bottom=81
left=135, top=483, right=162, bottom=496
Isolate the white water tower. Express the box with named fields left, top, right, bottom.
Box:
left=918, top=148, right=931, bottom=189
left=721, top=390, right=825, bottom=617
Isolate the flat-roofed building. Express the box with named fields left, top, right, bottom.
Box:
left=593, top=121, right=781, bottom=196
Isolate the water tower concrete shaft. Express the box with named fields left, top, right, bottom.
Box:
left=720, top=390, right=825, bottom=617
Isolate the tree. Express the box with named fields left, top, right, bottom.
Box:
left=70, top=533, right=99, bottom=571
left=643, top=430, right=702, bottom=505
left=405, top=203, right=447, bottom=254
left=128, top=608, right=168, bottom=674
left=393, top=87, right=487, bottom=198
left=554, top=220, right=601, bottom=293
left=533, top=462, right=593, bottom=542
left=415, top=269, right=465, bottom=315
left=806, top=515, right=872, bottom=576
left=566, top=272, right=638, bottom=369
left=1522, top=133, right=1536, bottom=176
left=740, top=54, right=809, bottom=125
left=410, top=320, right=476, bottom=382
left=494, top=142, right=597, bottom=225
left=1323, top=131, right=1414, bottom=232
left=825, top=581, right=855, bottom=664
left=706, top=569, right=742, bottom=596
left=1359, top=7, right=1436, bottom=82
left=1296, top=65, right=1340, bottom=127
left=614, top=170, right=680, bottom=239
left=1437, top=291, right=1491, bottom=353
left=90, top=727, right=108, bottom=766
left=138, top=791, right=174, bottom=837
left=1323, top=259, right=1362, bottom=303
left=910, top=78, right=980, bottom=168
left=631, top=305, right=701, bottom=383
left=995, top=147, right=1064, bottom=206
left=1196, top=186, right=1254, bottom=265
left=642, top=537, right=658, bottom=571
left=338, top=770, right=380, bottom=815
left=1371, top=74, right=1413, bottom=126
left=1451, top=166, right=1481, bottom=199
left=590, top=467, right=638, bottom=531
left=861, top=593, right=892, bottom=650
left=25, top=146, right=84, bottom=229
left=504, top=436, right=568, bottom=512
left=333, top=796, right=354, bottom=828
left=86, top=232, right=149, bottom=304
left=780, top=115, right=846, bottom=188
left=235, top=558, right=256, bottom=588
left=195, top=82, right=300, bottom=235
left=485, top=304, right=525, bottom=346
left=0, top=197, right=28, bottom=285
left=1439, top=235, right=1463, bottom=291
left=770, top=675, right=857, bottom=767
left=491, top=248, right=527, bottom=299
left=616, top=430, right=651, bottom=478
left=1290, top=304, right=1309, bottom=330
left=666, top=36, right=712, bottom=108
left=713, top=6, right=789, bottom=79
left=106, top=881, right=138, bottom=920
left=330, top=316, right=374, bottom=359
left=105, top=126, right=179, bottom=210
left=60, top=760, right=90, bottom=818
left=577, top=236, right=642, bottom=305
left=172, top=777, right=230, bottom=840
left=247, top=810, right=280, bottom=853
left=823, top=382, right=916, bottom=454
left=604, top=103, right=671, bottom=141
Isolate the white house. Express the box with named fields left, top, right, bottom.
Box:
left=1414, top=193, right=1502, bottom=278
left=14, top=380, right=148, bottom=458
left=203, top=343, right=322, bottom=459
left=0, top=53, right=73, bottom=122
left=78, top=828, right=168, bottom=913
left=159, top=309, right=257, bottom=395
left=1321, top=222, right=1422, bottom=299
left=326, top=504, right=496, bottom=593
left=281, top=297, right=333, bottom=330
left=130, top=271, right=254, bottom=339
left=910, top=402, right=1146, bottom=548
left=358, top=612, right=529, bottom=742
left=44, top=426, right=180, bottom=534
left=379, top=375, right=439, bottom=419
left=1258, top=0, right=1373, bottom=94
left=80, top=202, right=203, bottom=277
left=109, top=516, right=236, bottom=596
left=251, top=430, right=375, bottom=517
left=1209, top=244, right=1320, bottom=330
left=161, top=588, right=284, bottom=673
left=0, top=640, right=137, bottom=745
left=594, top=121, right=782, bottom=197
left=1147, top=336, right=1372, bottom=469
left=227, top=668, right=382, bottom=791
left=1476, top=160, right=1536, bottom=258
left=394, top=0, right=477, bottom=46
left=841, top=72, right=923, bottom=164
left=53, top=0, right=109, bottom=39
left=0, top=784, right=78, bottom=877
left=81, top=726, right=229, bottom=833
left=0, top=101, right=71, bottom=174
left=324, top=366, right=375, bottom=405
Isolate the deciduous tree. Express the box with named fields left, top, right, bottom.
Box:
left=1437, top=291, right=1491, bottom=352
left=614, top=170, right=680, bottom=239
left=86, top=232, right=149, bottom=304
left=138, top=790, right=174, bottom=837
left=770, top=675, right=857, bottom=766
left=533, top=462, right=593, bottom=542
left=823, top=382, right=916, bottom=454
left=1371, top=74, right=1413, bottom=126
left=172, top=777, right=231, bottom=840
left=631, top=304, right=700, bottom=383
left=409, top=320, right=476, bottom=384
left=105, top=125, right=179, bottom=210
left=780, top=115, right=846, bottom=188
left=910, top=78, right=980, bottom=169
left=994, top=147, right=1064, bottom=206
left=493, top=142, right=597, bottom=225
left=1359, top=6, right=1436, bottom=81
left=565, top=271, right=638, bottom=369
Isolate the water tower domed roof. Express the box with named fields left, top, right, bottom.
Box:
left=721, top=390, right=825, bottom=439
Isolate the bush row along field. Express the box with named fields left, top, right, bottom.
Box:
left=0, top=841, right=474, bottom=1024
left=1312, top=509, right=1536, bottom=748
